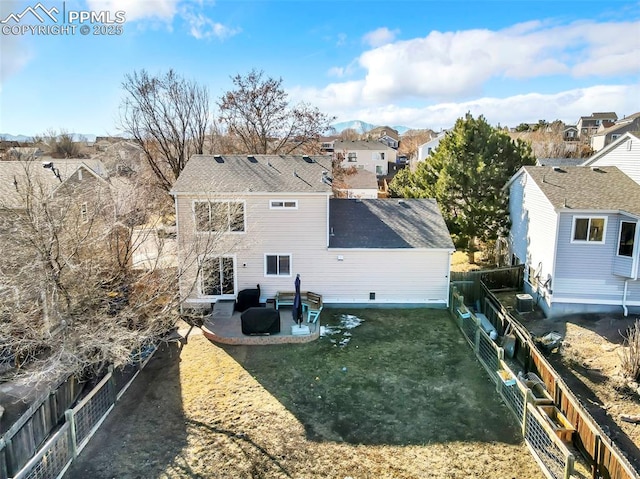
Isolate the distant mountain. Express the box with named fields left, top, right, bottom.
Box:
left=1, top=133, right=98, bottom=142
left=330, top=121, right=411, bottom=135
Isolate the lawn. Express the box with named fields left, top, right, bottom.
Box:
left=67, top=308, right=543, bottom=479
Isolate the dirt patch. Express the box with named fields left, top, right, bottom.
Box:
left=518, top=311, right=640, bottom=473
left=66, top=309, right=543, bottom=479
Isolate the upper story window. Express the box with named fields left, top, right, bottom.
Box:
left=270, top=200, right=298, bottom=209
left=80, top=202, right=88, bottom=222
left=347, top=152, right=357, bottom=162
left=618, top=221, right=636, bottom=257
left=194, top=200, right=245, bottom=233
left=572, top=216, right=606, bottom=243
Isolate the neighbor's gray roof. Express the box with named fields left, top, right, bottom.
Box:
left=524, top=166, right=640, bottom=216
left=536, top=158, right=585, bottom=167
left=339, top=169, right=378, bottom=190
left=334, top=140, right=396, bottom=151
left=0, top=159, right=108, bottom=209
left=329, top=198, right=454, bottom=249
left=170, top=155, right=334, bottom=194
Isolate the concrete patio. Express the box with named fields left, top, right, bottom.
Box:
left=201, top=300, right=321, bottom=345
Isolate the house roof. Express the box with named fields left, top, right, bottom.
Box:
left=328, top=198, right=454, bottom=249
left=0, top=159, right=108, bottom=209
left=170, top=154, right=334, bottom=195
left=591, top=112, right=640, bottom=137
left=521, top=166, right=640, bottom=217
left=536, top=158, right=585, bottom=167
left=334, top=140, right=396, bottom=152
left=339, top=169, right=378, bottom=190
left=581, top=112, right=618, bottom=120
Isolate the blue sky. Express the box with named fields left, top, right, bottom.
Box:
left=1, top=0, right=639, bottom=137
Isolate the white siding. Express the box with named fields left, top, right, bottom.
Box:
left=589, top=136, right=640, bottom=185
left=509, top=171, right=558, bottom=288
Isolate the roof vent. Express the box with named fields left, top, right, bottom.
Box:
left=302, top=155, right=315, bottom=163
left=42, top=161, right=53, bottom=169
left=591, top=166, right=602, bottom=172
left=247, top=155, right=258, bottom=163
left=214, top=155, right=224, bottom=163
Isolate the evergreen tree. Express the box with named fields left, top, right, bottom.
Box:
left=391, top=113, right=536, bottom=262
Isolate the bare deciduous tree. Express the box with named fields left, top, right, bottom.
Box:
left=0, top=160, right=227, bottom=384
left=217, top=69, right=334, bottom=155
left=120, top=69, right=210, bottom=191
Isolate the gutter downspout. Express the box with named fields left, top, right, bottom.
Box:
left=622, top=279, right=629, bottom=317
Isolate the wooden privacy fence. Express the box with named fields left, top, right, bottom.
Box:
left=450, top=275, right=639, bottom=479
left=0, top=346, right=157, bottom=479
left=0, top=376, right=81, bottom=479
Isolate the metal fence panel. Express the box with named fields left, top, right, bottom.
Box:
left=477, top=332, right=500, bottom=382
left=72, top=374, right=115, bottom=449
left=525, top=405, right=567, bottom=479
left=12, top=424, right=72, bottom=479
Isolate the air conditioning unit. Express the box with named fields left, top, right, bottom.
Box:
left=516, top=293, right=533, bottom=312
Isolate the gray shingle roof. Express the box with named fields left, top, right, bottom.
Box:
left=170, top=155, right=334, bottom=194
left=0, top=159, right=107, bottom=209
left=329, top=198, right=454, bottom=249
left=340, top=169, right=378, bottom=190
left=536, top=158, right=585, bottom=167
left=524, top=166, right=640, bottom=216
left=333, top=140, right=396, bottom=151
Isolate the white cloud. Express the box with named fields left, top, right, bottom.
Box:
left=182, top=10, right=240, bottom=40
left=315, top=84, right=640, bottom=131
left=319, top=19, right=640, bottom=105
left=362, top=27, right=399, bottom=47
left=86, top=0, right=179, bottom=22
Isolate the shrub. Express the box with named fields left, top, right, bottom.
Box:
left=620, top=319, right=640, bottom=381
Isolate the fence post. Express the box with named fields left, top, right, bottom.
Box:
left=107, top=365, right=117, bottom=403
left=564, top=453, right=575, bottom=479
left=65, top=410, right=78, bottom=458
left=592, top=434, right=601, bottom=479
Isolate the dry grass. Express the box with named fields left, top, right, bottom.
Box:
left=620, top=319, right=640, bottom=381
left=68, top=309, right=544, bottom=479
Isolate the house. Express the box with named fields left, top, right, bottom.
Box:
left=319, top=135, right=339, bottom=154
left=589, top=113, right=640, bottom=152
left=417, top=131, right=447, bottom=163
left=563, top=125, right=578, bottom=141
left=506, top=165, right=640, bottom=317
left=576, top=112, right=618, bottom=139
left=367, top=126, right=400, bottom=149
left=333, top=141, right=397, bottom=176
left=169, top=154, right=454, bottom=309
left=581, top=132, right=640, bottom=185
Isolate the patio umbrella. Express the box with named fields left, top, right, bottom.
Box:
left=293, top=274, right=303, bottom=326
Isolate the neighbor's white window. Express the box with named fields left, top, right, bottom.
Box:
left=194, top=200, right=245, bottom=233
left=347, top=152, right=357, bottom=162
left=572, top=216, right=606, bottom=243
left=618, top=221, right=636, bottom=257
left=270, top=200, right=298, bottom=209
left=265, top=254, right=291, bottom=276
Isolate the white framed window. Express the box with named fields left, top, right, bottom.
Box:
left=270, top=200, right=298, bottom=209
left=80, top=202, right=88, bottom=222
left=571, top=216, right=607, bottom=243
left=194, top=200, right=245, bottom=233
left=347, top=152, right=357, bottom=162
left=618, top=221, right=636, bottom=257
left=199, top=256, right=235, bottom=296
left=264, top=254, right=291, bottom=277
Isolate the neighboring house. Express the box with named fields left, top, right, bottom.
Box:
left=334, top=169, right=379, bottom=199
left=576, top=112, right=618, bottom=139
left=581, top=132, right=640, bottom=185
left=170, top=154, right=454, bottom=308
left=506, top=165, right=640, bottom=317
left=333, top=141, right=397, bottom=176
left=563, top=126, right=578, bottom=141
left=417, top=131, right=447, bottom=163
left=368, top=126, right=400, bottom=149
left=93, top=140, right=144, bottom=176
left=6, top=147, right=44, bottom=160
left=590, top=112, right=640, bottom=152
left=319, top=135, right=339, bottom=154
